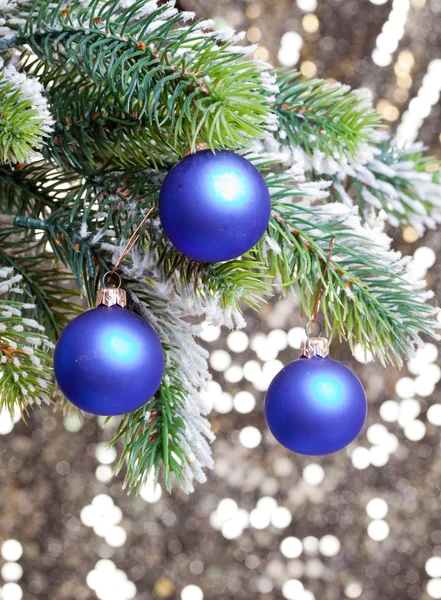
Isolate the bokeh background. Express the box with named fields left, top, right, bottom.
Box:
left=1, top=1, right=441, bottom=599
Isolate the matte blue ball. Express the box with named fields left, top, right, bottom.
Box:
left=159, top=150, right=271, bottom=262
left=54, top=306, right=165, bottom=416
left=265, top=356, right=367, bottom=455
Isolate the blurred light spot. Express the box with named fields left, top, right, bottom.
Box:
left=1, top=583, right=23, bottom=600
left=303, top=463, right=325, bottom=486
left=384, top=433, right=399, bottom=454
left=249, top=508, right=271, bottom=530
left=95, top=465, right=112, bottom=483
left=303, top=536, right=319, bottom=555
left=414, top=374, right=436, bottom=397
left=277, top=46, right=300, bottom=67
left=369, top=446, right=390, bottom=467
left=367, top=424, right=389, bottom=445
left=319, top=535, right=341, bottom=557
left=217, top=498, right=238, bottom=520
left=246, top=4, right=261, bottom=18
left=280, top=537, right=303, bottom=559
left=1, top=540, right=23, bottom=562
left=96, top=443, right=117, bottom=465
left=210, top=350, right=231, bottom=372
left=281, top=31, right=304, bottom=49
left=224, top=365, right=243, bottom=383
left=354, top=344, right=374, bottom=364
left=257, top=496, right=278, bottom=513
left=140, top=478, right=162, bottom=503
left=182, top=585, right=203, bottom=600
left=297, top=0, right=317, bottom=11
left=1, top=563, right=23, bottom=582
left=239, top=426, right=262, bottom=449
left=398, top=398, right=420, bottom=426
left=366, top=498, right=388, bottom=519
left=426, top=557, right=441, bottom=578
left=63, top=413, right=82, bottom=432
left=0, top=409, right=20, bottom=435
left=415, top=246, right=436, bottom=267
left=234, top=391, right=256, bottom=414
left=268, top=329, right=288, bottom=351
left=243, top=360, right=261, bottom=382
left=254, top=46, right=269, bottom=61
left=105, top=526, right=127, bottom=548
left=287, top=327, right=306, bottom=349
left=87, top=560, right=136, bottom=600
left=367, top=519, right=390, bottom=541
left=428, top=404, right=441, bottom=425
left=213, top=392, right=234, bottom=414
left=428, top=579, right=441, bottom=599
left=403, top=226, right=419, bottom=243
left=380, top=400, right=400, bottom=422
left=300, top=61, right=317, bottom=77
left=351, top=447, right=370, bottom=469
left=247, top=26, right=261, bottom=43
left=372, top=0, right=410, bottom=67
left=199, top=322, right=220, bottom=342
left=398, top=59, right=441, bottom=145
left=154, top=578, right=175, bottom=598
left=271, top=507, right=292, bottom=529
left=404, top=419, right=426, bottom=441
left=302, top=13, right=319, bottom=33
left=395, top=377, right=416, bottom=398
left=227, top=330, right=249, bottom=353
left=282, top=579, right=304, bottom=600
left=345, top=581, right=363, bottom=598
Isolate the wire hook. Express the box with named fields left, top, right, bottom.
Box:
left=110, top=207, right=154, bottom=276
left=307, top=236, right=336, bottom=333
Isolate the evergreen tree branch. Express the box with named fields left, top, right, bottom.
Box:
left=274, top=71, right=379, bottom=165
left=18, top=0, right=275, bottom=170
left=265, top=173, right=439, bottom=367
left=0, top=266, right=55, bottom=416
left=0, top=58, right=53, bottom=164
left=331, top=137, right=441, bottom=235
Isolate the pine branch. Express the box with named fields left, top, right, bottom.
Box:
left=0, top=266, right=54, bottom=416
left=265, top=173, right=439, bottom=367
left=0, top=59, right=53, bottom=164
left=274, top=71, right=379, bottom=165
left=18, top=0, right=275, bottom=170
left=273, top=74, right=441, bottom=235
left=104, top=260, right=214, bottom=495
left=332, top=137, right=441, bottom=235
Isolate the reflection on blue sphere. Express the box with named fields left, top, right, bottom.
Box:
left=159, top=150, right=271, bottom=262
left=54, top=306, right=165, bottom=416
left=265, top=356, right=367, bottom=455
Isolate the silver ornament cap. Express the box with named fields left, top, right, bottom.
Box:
left=96, top=287, right=127, bottom=308
left=300, top=336, right=330, bottom=358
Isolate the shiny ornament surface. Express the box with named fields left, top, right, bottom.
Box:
left=54, top=305, right=164, bottom=416
left=265, top=356, right=367, bottom=455
left=159, top=150, right=271, bottom=262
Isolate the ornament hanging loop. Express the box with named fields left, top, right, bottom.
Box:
left=103, top=271, right=121, bottom=289
left=305, top=320, right=322, bottom=338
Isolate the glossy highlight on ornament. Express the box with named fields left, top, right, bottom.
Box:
left=159, top=150, right=271, bottom=262
left=54, top=306, right=165, bottom=416
left=265, top=355, right=367, bottom=455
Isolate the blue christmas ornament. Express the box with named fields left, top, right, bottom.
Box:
left=159, top=149, right=271, bottom=262
left=54, top=286, right=164, bottom=416
left=265, top=336, right=367, bottom=455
